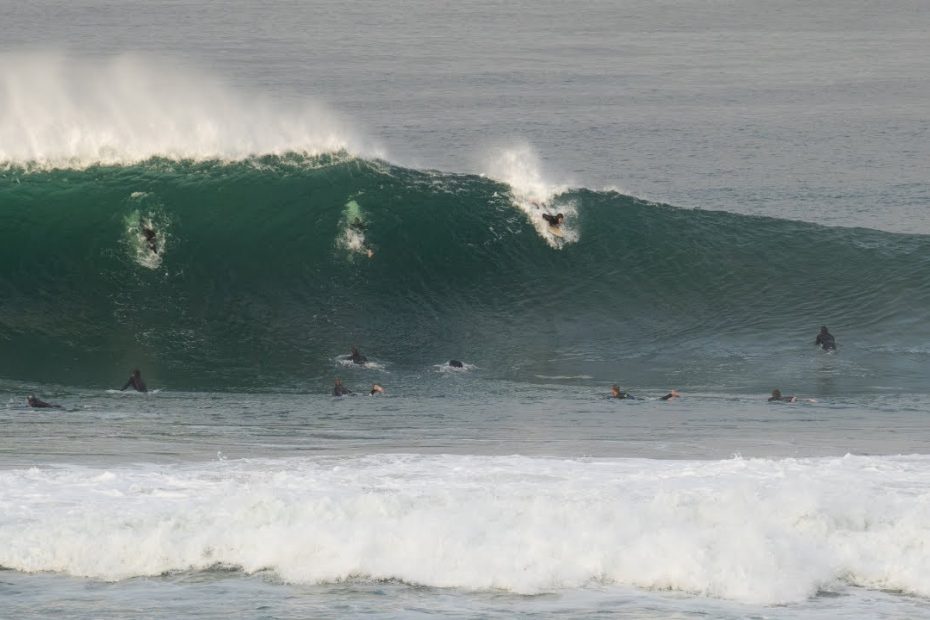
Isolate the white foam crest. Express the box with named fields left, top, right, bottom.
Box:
left=1, top=454, right=929, bottom=604
left=0, top=53, right=372, bottom=169
left=482, top=145, right=576, bottom=248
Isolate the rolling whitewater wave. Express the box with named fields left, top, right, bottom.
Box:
left=1, top=453, right=928, bottom=605
left=2, top=155, right=930, bottom=391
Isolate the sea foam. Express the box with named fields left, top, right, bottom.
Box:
left=483, top=145, right=577, bottom=247
left=1, top=454, right=928, bottom=604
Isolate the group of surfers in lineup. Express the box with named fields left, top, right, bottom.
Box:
left=604, top=325, right=836, bottom=403
left=23, top=327, right=838, bottom=409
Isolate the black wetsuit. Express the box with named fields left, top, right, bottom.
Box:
left=659, top=392, right=676, bottom=401
left=449, top=360, right=464, bottom=368
left=542, top=214, right=562, bottom=227
left=121, top=374, right=148, bottom=393
left=348, top=350, right=368, bottom=365
left=333, top=383, right=352, bottom=396
left=142, top=228, right=158, bottom=254
left=815, top=330, right=836, bottom=351
left=28, top=396, right=61, bottom=409
left=612, top=391, right=635, bottom=400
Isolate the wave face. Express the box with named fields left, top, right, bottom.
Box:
left=2, top=156, right=930, bottom=391
left=1, top=454, right=929, bottom=605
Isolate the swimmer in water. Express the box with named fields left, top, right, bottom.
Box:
left=660, top=390, right=681, bottom=401
left=370, top=383, right=384, bottom=395
left=768, top=389, right=797, bottom=403
left=27, top=395, right=62, bottom=409
left=349, top=217, right=367, bottom=232
left=347, top=346, right=368, bottom=365
left=815, top=326, right=836, bottom=351
left=610, top=384, right=635, bottom=400
left=333, top=378, right=352, bottom=396
left=121, top=369, right=148, bottom=393
left=542, top=213, right=564, bottom=228
left=448, top=360, right=464, bottom=368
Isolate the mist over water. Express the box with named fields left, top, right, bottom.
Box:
left=0, top=55, right=370, bottom=166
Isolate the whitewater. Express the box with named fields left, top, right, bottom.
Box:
left=2, top=454, right=929, bottom=604
left=3, top=0, right=930, bottom=618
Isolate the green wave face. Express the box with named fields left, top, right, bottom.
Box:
left=2, top=157, right=930, bottom=391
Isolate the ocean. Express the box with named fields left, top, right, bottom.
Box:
left=2, top=0, right=930, bottom=618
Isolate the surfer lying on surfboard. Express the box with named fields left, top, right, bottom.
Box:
left=27, top=394, right=63, bottom=409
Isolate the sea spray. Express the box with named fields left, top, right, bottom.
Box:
left=0, top=53, right=372, bottom=168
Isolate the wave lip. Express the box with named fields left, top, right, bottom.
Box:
left=1, top=454, right=929, bottom=604
left=483, top=145, right=577, bottom=247
left=0, top=53, right=370, bottom=169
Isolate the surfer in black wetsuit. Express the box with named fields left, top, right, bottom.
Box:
left=370, top=383, right=384, bottom=395
left=121, top=369, right=148, bottom=393
left=542, top=213, right=564, bottom=227
left=333, top=379, right=352, bottom=396
left=448, top=360, right=464, bottom=368
left=27, top=395, right=62, bottom=409
left=140, top=219, right=158, bottom=254
left=347, top=346, right=368, bottom=365
left=610, top=384, right=635, bottom=400
left=815, top=326, right=836, bottom=351
left=768, top=389, right=797, bottom=403
left=347, top=218, right=374, bottom=257
left=660, top=390, right=681, bottom=401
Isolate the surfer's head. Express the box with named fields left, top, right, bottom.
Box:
left=611, top=384, right=621, bottom=397
left=555, top=213, right=564, bottom=224
left=771, top=389, right=781, bottom=399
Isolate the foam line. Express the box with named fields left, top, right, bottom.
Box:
left=1, top=454, right=928, bottom=604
